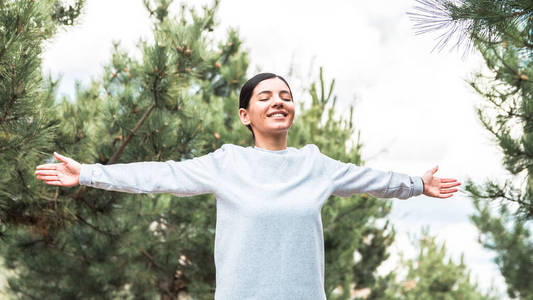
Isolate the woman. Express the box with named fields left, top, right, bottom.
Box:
left=35, top=73, right=460, bottom=299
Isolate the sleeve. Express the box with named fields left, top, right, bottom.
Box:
left=78, top=145, right=227, bottom=196
left=320, top=151, right=424, bottom=199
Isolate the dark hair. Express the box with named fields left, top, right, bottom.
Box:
left=239, top=73, right=293, bottom=141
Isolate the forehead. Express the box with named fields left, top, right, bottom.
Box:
left=253, top=77, right=290, bottom=95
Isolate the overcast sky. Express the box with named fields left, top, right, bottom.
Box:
left=42, top=0, right=510, bottom=296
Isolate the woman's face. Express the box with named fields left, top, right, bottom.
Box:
left=239, top=77, right=295, bottom=137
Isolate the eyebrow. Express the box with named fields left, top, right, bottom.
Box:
left=257, top=90, right=292, bottom=97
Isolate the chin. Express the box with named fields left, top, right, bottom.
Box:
left=268, top=126, right=291, bottom=132
left=258, top=119, right=294, bottom=133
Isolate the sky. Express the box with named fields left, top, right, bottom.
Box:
left=41, top=0, right=511, bottom=296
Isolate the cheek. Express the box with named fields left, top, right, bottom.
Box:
left=251, top=108, right=267, bottom=121
left=289, top=104, right=296, bottom=117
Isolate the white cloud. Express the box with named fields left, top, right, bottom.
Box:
left=42, top=0, right=153, bottom=97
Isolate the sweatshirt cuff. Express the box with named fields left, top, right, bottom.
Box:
left=412, top=176, right=424, bottom=197
left=79, top=164, right=93, bottom=186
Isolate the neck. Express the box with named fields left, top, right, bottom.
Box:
left=253, top=131, right=288, bottom=151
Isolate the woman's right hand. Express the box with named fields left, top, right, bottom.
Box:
left=35, top=152, right=82, bottom=187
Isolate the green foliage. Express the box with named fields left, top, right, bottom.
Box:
left=51, top=0, right=84, bottom=25
left=468, top=178, right=533, bottom=299
left=409, top=0, right=533, bottom=298
left=0, top=0, right=83, bottom=237
left=375, top=228, right=498, bottom=300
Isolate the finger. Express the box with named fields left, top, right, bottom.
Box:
left=432, top=165, right=439, bottom=174
left=441, top=182, right=461, bottom=188
left=440, top=188, right=458, bottom=194
left=54, top=152, right=70, bottom=163
left=45, top=180, right=63, bottom=186
left=36, top=164, right=59, bottom=170
left=439, top=193, right=454, bottom=199
left=440, top=178, right=458, bottom=183
left=35, top=170, right=57, bottom=176
left=37, top=175, right=58, bottom=181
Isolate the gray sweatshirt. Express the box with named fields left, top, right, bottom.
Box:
left=79, top=143, right=424, bottom=299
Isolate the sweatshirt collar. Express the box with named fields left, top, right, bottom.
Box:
left=253, top=146, right=289, bottom=154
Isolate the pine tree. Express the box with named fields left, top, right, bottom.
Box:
left=408, top=0, right=533, bottom=298
left=2, top=1, right=398, bottom=298
left=0, top=0, right=83, bottom=235
left=373, top=228, right=498, bottom=300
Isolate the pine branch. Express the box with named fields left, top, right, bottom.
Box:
left=108, top=102, right=157, bottom=164
left=141, top=249, right=166, bottom=270
left=406, top=0, right=476, bottom=55
left=489, top=46, right=519, bottom=75
left=17, top=238, right=46, bottom=249
left=501, top=27, right=533, bottom=49
left=0, top=46, right=6, bottom=62
left=505, top=109, right=533, bottom=123
left=74, top=213, right=119, bottom=238
left=0, top=65, right=20, bottom=124
left=38, top=194, right=58, bottom=202
left=471, top=31, right=503, bottom=45
left=482, top=91, right=533, bottom=123
left=74, top=102, right=158, bottom=201
left=468, top=183, right=533, bottom=219
left=407, top=0, right=533, bottom=56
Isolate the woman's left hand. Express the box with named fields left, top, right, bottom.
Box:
left=422, top=165, right=461, bottom=198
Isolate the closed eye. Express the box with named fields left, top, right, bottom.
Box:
left=259, top=98, right=292, bottom=101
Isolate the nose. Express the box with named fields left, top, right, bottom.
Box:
left=272, top=95, right=284, bottom=107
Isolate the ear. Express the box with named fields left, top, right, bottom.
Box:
left=238, top=108, right=250, bottom=126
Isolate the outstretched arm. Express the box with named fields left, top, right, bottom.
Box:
left=421, top=165, right=460, bottom=198
left=330, top=163, right=425, bottom=199
left=325, top=154, right=460, bottom=199
left=35, top=147, right=226, bottom=196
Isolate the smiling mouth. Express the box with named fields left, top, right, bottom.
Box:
left=268, top=114, right=287, bottom=118
left=267, top=111, right=288, bottom=118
